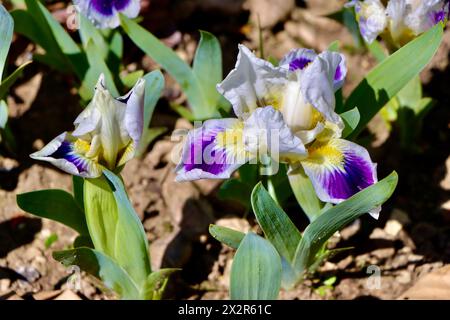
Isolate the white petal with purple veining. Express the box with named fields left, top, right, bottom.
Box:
left=175, top=118, right=249, bottom=182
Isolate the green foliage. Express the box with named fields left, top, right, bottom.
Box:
left=120, top=15, right=227, bottom=120
left=84, top=170, right=151, bottom=286
left=230, top=232, right=282, bottom=300
left=17, top=189, right=89, bottom=235
left=341, top=24, right=443, bottom=137
left=211, top=172, right=398, bottom=295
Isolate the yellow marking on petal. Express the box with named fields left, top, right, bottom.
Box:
left=309, top=107, right=324, bottom=130
left=303, top=141, right=345, bottom=170
left=263, top=91, right=283, bottom=110
left=74, top=139, right=91, bottom=154
left=215, top=122, right=250, bottom=163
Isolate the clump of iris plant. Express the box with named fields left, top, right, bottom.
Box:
left=74, top=0, right=141, bottom=29
left=175, top=45, right=380, bottom=217
left=20, top=74, right=176, bottom=300
left=347, top=0, right=449, bottom=48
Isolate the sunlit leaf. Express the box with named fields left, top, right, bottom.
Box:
left=230, top=232, right=282, bottom=300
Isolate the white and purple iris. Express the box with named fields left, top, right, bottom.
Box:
left=175, top=45, right=380, bottom=218
left=347, top=0, right=450, bottom=47
left=30, top=74, right=145, bottom=178
left=74, top=0, right=141, bottom=29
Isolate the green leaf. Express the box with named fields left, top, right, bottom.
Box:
left=327, top=40, right=340, bottom=52
left=397, top=76, right=422, bottom=108
left=102, top=170, right=151, bottom=284
left=251, top=182, right=302, bottom=263
left=142, top=268, right=179, bottom=300
left=328, top=7, right=364, bottom=48
left=170, top=102, right=195, bottom=121
left=53, top=247, right=140, bottom=299
left=17, top=189, right=88, bottom=235
left=74, top=235, right=94, bottom=248
left=342, top=24, right=443, bottom=137
left=340, top=107, right=361, bottom=138
left=121, top=70, right=144, bottom=89
left=120, top=15, right=214, bottom=120
left=44, top=233, right=58, bottom=249
left=79, top=14, right=108, bottom=59
left=72, top=175, right=84, bottom=210
left=230, top=232, right=282, bottom=300
left=367, top=40, right=387, bottom=63
left=80, top=40, right=119, bottom=100
left=293, top=172, right=398, bottom=274
left=218, top=178, right=253, bottom=209
left=143, top=70, right=164, bottom=131
left=0, top=61, right=32, bottom=100
left=288, top=168, right=324, bottom=222
left=193, top=30, right=223, bottom=107
left=209, top=224, right=244, bottom=249
left=0, top=4, right=14, bottom=80
left=24, top=0, right=88, bottom=79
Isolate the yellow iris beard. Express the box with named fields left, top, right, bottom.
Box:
left=74, top=139, right=91, bottom=154
left=303, top=141, right=345, bottom=170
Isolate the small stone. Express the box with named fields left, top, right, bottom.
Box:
left=0, top=279, right=11, bottom=293
left=369, top=228, right=394, bottom=240
left=399, top=265, right=450, bottom=299
left=371, top=248, right=395, bottom=260
left=337, top=256, right=353, bottom=270
left=396, top=270, right=412, bottom=284
left=384, top=220, right=403, bottom=237
left=33, top=290, right=61, bottom=300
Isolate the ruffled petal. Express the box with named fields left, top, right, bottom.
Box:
left=300, top=51, right=344, bottom=132
left=175, top=119, right=249, bottom=182
left=279, top=48, right=317, bottom=72
left=301, top=138, right=378, bottom=209
left=30, top=132, right=102, bottom=178
left=117, top=77, right=145, bottom=151
left=351, top=0, right=387, bottom=44
left=243, top=106, right=307, bottom=162
left=280, top=48, right=346, bottom=90
left=217, top=44, right=287, bottom=118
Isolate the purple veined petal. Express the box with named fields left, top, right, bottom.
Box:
left=30, top=132, right=103, bottom=178
left=217, top=44, right=287, bottom=118
left=301, top=138, right=379, bottom=218
left=74, top=0, right=141, bottom=29
left=175, top=118, right=249, bottom=182
left=279, top=48, right=317, bottom=72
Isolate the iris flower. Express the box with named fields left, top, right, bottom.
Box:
left=347, top=0, right=450, bottom=47
left=31, top=74, right=145, bottom=178
left=175, top=45, right=379, bottom=217
left=74, top=0, right=141, bottom=29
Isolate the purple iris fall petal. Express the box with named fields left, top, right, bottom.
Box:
left=175, top=119, right=247, bottom=182
left=74, top=0, right=141, bottom=29
left=302, top=139, right=378, bottom=204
